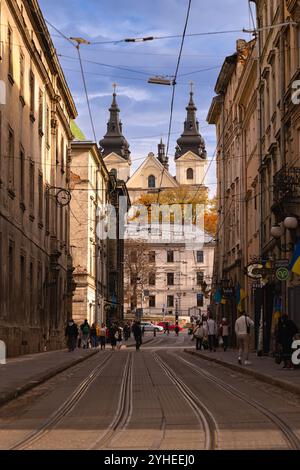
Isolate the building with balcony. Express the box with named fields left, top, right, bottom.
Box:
left=0, top=0, right=77, bottom=356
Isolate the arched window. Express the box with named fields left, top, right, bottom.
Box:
left=148, top=175, right=156, bottom=188
left=187, top=168, right=194, bottom=180
left=110, top=168, right=117, bottom=178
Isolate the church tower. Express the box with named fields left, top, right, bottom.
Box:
left=175, top=85, right=207, bottom=186
left=100, top=85, right=131, bottom=181
left=157, top=139, right=169, bottom=170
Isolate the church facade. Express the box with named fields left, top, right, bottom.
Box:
left=100, top=88, right=214, bottom=320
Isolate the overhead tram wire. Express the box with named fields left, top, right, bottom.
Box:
left=156, top=0, right=192, bottom=204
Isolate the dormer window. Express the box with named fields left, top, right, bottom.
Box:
left=187, top=168, right=194, bottom=180
left=148, top=175, right=156, bottom=188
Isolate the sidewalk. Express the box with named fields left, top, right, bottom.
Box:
left=0, top=348, right=99, bottom=407
left=185, top=348, right=300, bottom=395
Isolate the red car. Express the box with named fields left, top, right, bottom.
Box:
left=158, top=322, right=183, bottom=332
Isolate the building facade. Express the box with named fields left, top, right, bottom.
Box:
left=208, top=0, right=300, bottom=351
left=0, top=0, right=77, bottom=356
left=70, top=141, right=110, bottom=327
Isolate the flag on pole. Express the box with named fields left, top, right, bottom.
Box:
left=288, top=240, right=300, bottom=276
left=236, top=283, right=246, bottom=312
left=214, top=288, right=222, bottom=304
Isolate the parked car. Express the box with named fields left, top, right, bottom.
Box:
left=158, top=322, right=183, bottom=332
left=140, top=322, right=164, bottom=332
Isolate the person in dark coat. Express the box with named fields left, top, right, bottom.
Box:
left=277, top=314, right=298, bottom=368
left=65, top=319, right=78, bottom=352
left=132, top=321, right=142, bottom=351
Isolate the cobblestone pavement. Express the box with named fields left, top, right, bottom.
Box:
left=0, top=332, right=300, bottom=450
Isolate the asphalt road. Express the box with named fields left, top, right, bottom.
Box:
left=1, top=331, right=300, bottom=450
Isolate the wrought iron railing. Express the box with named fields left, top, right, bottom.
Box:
left=273, top=166, right=300, bottom=205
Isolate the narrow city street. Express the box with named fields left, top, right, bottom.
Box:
left=1, top=332, right=300, bottom=451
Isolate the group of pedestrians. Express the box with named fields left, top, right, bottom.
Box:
left=64, top=318, right=143, bottom=352
left=192, top=316, right=230, bottom=352
left=192, top=310, right=299, bottom=368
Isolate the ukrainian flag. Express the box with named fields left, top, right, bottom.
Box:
left=289, top=240, right=300, bottom=276
left=236, top=283, right=246, bottom=312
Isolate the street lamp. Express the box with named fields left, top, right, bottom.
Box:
left=284, top=216, right=298, bottom=230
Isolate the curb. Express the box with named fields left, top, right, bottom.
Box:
left=184, top=349, right=300, bottom=396
left=0, top=349, right=99, bottom=408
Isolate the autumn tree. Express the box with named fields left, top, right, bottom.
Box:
left=132, top=186, right=217, bottom=236
left=124, top=240, right=156, bottom=312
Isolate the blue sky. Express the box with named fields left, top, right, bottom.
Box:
left=39, top=0, right=253, bottom=194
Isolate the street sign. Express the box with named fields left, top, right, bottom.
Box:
left=276, top=267, right=289, bottom=282
left=274, top=259, right=290, bottom=268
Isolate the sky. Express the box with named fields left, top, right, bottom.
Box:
left=39, top=0, right=253, bottom=195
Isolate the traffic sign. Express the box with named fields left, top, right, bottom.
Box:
left=276, top=267, right=289, bottom=282
left=274, top=259, right=290, bottom=268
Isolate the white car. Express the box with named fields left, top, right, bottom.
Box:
left=140, top=322, right=163, bottom=332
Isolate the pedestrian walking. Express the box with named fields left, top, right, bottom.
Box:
left=132, top=321, right=142, bottom=351
left=175, top=322, right=180, bottom=337
left=99, top=323, right=107, bottom=350
left=90, top=323, right=97, bottom=348
left=235, top=311, right=254, bottom=365
left=193, top=322, right=204, bottom=350
left=109, top=323, right=117, bottom=351
left=207, top=317, right=217, bottom=352
left=116, top=326, right=123, bottom=350
left=164, top=322, right=170, bottom=335
left=276, top=313, right=298, bottom=369
left=219, top=317, right=230, bottom=351
left=80, top=319, right=90, bottom=349
left=65, top=319, right=78, bottom=352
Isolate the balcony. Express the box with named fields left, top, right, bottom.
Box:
left=272, top=166, right=300, bottom=217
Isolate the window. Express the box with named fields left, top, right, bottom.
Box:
left=45, top=190, right=50, bottom=233
left=130, top=251, right=137, bottom=263
left=197, top=293, right=204, bottom=307
left=149, top=295, right=156, bottom=308
left=148, top=175, right=156, bottom=188
left=167, top=273, right=174, bottom=286
left=20, top=254, right=25, bottom=312
left=167, top=250, right=174, bottom=263
left=29, top=160, right=34, bottom=208
left=8, top=127, right=14, bottom=186
left=46, top=105, right=50, bottom=147
left=197, top=272, right=204, bottom=285
left=20, top=52, right=25, bottom=98
left=8, top=242, right=14, bottom=316
left=29, top=71, right=35, bottom=117
left=60, top=137, right=65, bottom=172
left=38, top=89, right=44, bottom=135
left=197, top=251, right=204, bottom=263
left=38, top=172, right=43, bottom=223
left=187, top=168, right=194, bottom=180
left=149, top=251, right=155, bottom=263
left=167, top=295, right=174, bottom=307
left=20, top=146, right=25, bottom=202
left=8, top=25, right=13, bottom=78
left=149, top=272, right=156, bottom=286
left=29, top=261, right=34, bottom=323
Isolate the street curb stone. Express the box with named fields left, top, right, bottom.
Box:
left=0, top=349, right=99, bottom=408
left=184, top=349, right=300, bottom=396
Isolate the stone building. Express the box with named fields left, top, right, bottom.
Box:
left=70, top=141, right=110, bottom=327
left=0, top=0, right=77, bottom=356
left=102, top=89, right=214, bottom=320
left=208, top=0, right=300, bottom=351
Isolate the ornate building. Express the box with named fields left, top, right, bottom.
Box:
left=0, top=0, right=77, bottom=356
left=102, top=88, right=214, bottom=319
